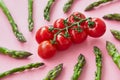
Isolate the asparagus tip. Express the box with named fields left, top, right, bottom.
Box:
left=103, top=15, right=108, bottom=19
left=17, top=51, right=33, bottom=59
left=44, top=17, right=50, bottom=21
left=84, top=8, right=91, bottom=11
left=29, top=26, right=34, bottom=32
left=78, top=54, right=86, bottom=64
left=59, top=63, right=63, bottom=67
left=94, top=46, right=99, bottom=49
left=106, top=41, right=110, bottom=44
left=106, top=41, right=112, bottom=47
left=26, top=52, right=33, bottom=56
left=110, top=29, right=114, bottom=34
left=78, top=54, right=85, bottom=59
left=40, top=62, right=45, bottom=66
left=17, top=33, right=27, bottom=42
left=110, top=29, right=116, bottom=33
left=94, top=46, right=99, bottom=53
left=84, top=6, right=93, bottom=11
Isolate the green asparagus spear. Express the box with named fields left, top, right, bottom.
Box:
left=106, top=41, right=120, bottom=69
left=0, top=0, right=26, bottom=42
left=43, top=63, right=63, bottom=80
left=103, top=13, right=120, bottom=21
left=28, top=0, right=34, bottom=31
left=44, top=0, right=55, bottom=21
left=94, top=46, right=102, bottom=80
left=110, top=29, right=120, bottom=41
left=63, top=0, right=74, bottom=13
left=85, top=0, right=113, bottom=11
left=71, top=54, right=86, bottom=80
left=0, top=62, right=44, bottom=78
left=0, top=47, right=32, bottom=59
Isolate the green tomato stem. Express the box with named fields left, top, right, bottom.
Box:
left=52, top=18, right=87, bottom=43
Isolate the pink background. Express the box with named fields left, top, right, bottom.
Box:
left=0, top=0, right=120, bottom=80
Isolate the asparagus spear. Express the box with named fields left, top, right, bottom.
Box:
left=0, top=62, right=44, bottom=78
left=106, top=41, right=120, bottom=69
left=85, top=0, right=113, bottom=11
left=28, top=0, right=34, bottom=31
left=43, top=63, right=63, bottom=80
left=0, top=47, right=32, bottom=59
left=44, top=0, right=55, bottom=21
left=110, top=29, right=120, bottom=41
left=103, top=13, right=120, bottom=21
left=71, top=54, right=86, bottom=80
left=63, top=0, right=74, bottom=13
left=0, top=0, right=26, bottom=42
left=94, top=46, right=102, bottom=80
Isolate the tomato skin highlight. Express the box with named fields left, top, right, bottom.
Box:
left=54, top=18, right=66, bottom=29
left=85, top=18, right=106, bottom=38
left=67, top=12, right=86, bottom=23
left=55, top=33, right=72, bottom=50
left=69, top=26, right=88, bottom=43
left=53, top=18, right=66, bottom=33
left=35, top=26, right=54, bottom=43
left=38, top=40, right=56, bottom=59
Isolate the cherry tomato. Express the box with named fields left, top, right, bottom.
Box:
left=69, top=26, right=88, bottom=43
left=53, top=18, right=66, bottom=33
left=85, top=18, right=106, bottom=38
left=38, top=40, right=56, bottom=59
left=67, top=12, right=86, bottom=23
left=35, top=26, right=54, bottom=43
left=54, top=18, right=66, bottom=29
left=55, top=33, right=72, bottom=50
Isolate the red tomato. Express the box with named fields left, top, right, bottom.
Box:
left=55, top=33, right=72, bottom=50
left=69, top=26, right=88, bottom=43
left=53, top=18, right=66, bottom=33
left=54, top=18, right=66, bottom=29
left=38, top=40, right=56, bottom=59
left=67, top=12, right=86, bottom=23
left=85, top=18, right=106, bottom=38
left=35, top=26, right=54, bottom=43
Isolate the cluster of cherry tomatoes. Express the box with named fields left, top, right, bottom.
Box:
left=35, top=12, right=106, bottom=59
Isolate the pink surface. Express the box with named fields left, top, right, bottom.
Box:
left=0, top=0, right=120, bottom=80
